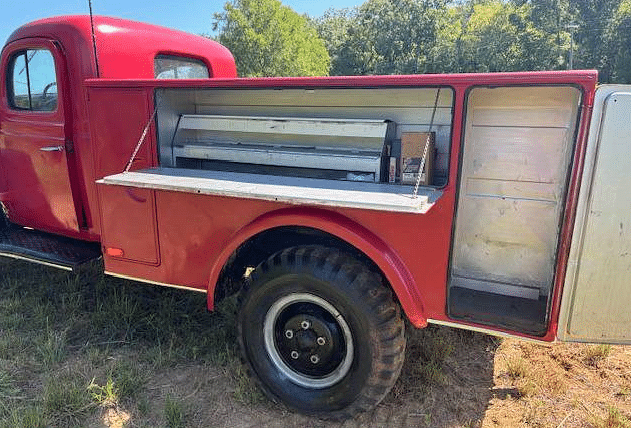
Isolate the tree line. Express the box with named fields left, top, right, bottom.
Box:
left=212, top=0, right=631, bottom=82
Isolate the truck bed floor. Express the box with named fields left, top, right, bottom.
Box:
left=0, top=222, right=101, bottom=270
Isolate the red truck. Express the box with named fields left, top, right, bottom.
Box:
left=1, top=15, right=629, bottom=419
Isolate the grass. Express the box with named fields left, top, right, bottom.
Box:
left=593, top=406, right=631, bottom=428
left=0, top=406, right=47, bottom=428
left=43, top=370, right=94, bottom=426
left=230, top=362, right=265, bottom=405
left=585, top=344, right=613, bottom=367
left=0, top=369, right=20, bottom=400
left=505, top=356, right=529, bottom=380
left=164, top=395, right=186, bottom=428
left=0, top=258, right=239, bottom=427
left=88, top=377, right=118, bottom=408
left=1, top=256, right=630, bottom=427
left=392, top=324, right=460, bottom=400
left=36, top=324, right=67, bottom=368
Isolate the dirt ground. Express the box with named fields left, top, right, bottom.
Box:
left=2, top=259, right=629, bottom=428
left=90, top=327, right=631, bottom=428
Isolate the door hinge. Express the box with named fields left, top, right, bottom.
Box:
left=65, top=139, right=74, bottom=154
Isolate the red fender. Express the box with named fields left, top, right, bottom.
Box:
left=207, top=207, right=427, bottom=328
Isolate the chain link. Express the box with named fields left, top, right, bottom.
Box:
left=412, top=87, right=441, bottom=198
left=124, top=105, right=158, bottom=173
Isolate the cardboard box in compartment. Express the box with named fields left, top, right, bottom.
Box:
left=401, top=132, right=435, bottom=186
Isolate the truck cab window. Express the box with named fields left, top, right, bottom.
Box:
left=154, top=55, right=209, bottom=79
left=8, top=49, right=58, bottom=112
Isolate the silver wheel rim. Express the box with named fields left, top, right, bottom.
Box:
left=263, top=292, right=354, bottom=389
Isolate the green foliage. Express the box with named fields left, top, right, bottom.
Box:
left=213, top=0, right=330, bottom=76
left=317, top=0, right=565, bottom=75
left=570, top=0, right=621, bottom=75
left=164, top=395, right=186, bottom=428
left=87, top=377, right=118, bottom=407
left=208, top=0, right=630, bottom=81
left=319, top=0, right=449, bottom=75
left=0, top=369, right=19, bottom=400
left=0, top=258, right=238, bottom=427
left=314, top=0, right=631, bottom=81
left=36, top=325, right=67, bottom=368
left=595, top=406, right=631, bottom=428
left=455, top=1, right=561, bottom=72
left=110, top=360, right=146, bottom=401
left=231, top=362, right=265, bottom=404
left=395, top=326, right=455, bottom=399
left=605, top=0, right=631, bottom=82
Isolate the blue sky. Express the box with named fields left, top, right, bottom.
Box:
left=2, top=0, right=361, bottom=48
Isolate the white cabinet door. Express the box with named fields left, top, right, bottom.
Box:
left=558, top=86, right=631, bottom=344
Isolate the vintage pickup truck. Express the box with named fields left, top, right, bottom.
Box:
left=1, top=15, right=629, bottom=419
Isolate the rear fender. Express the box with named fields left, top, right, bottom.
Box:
left=206, top=207, right=427, bottom=328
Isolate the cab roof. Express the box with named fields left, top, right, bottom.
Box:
left=5, top=15, right=237, bottom=79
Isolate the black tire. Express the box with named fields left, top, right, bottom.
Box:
left=238, top=246, right=406, bottom=420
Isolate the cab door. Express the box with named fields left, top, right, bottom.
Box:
left=557, top=86, right=631, bottom=344
left=0, top=39, right=81, bottom=235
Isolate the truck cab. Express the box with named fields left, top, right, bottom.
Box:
left=0, top=16, right=236, bottom=266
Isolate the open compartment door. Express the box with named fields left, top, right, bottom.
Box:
left=557, top=86, right=631, bottom=344
left=449, top=85, right=581, bottom=335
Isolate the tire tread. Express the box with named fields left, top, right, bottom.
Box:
left=238, top=245, right=406, bottom=420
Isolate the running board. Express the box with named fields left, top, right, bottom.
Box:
left=0, top=223, right=101, bottom=271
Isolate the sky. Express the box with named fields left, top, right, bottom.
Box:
left=1, top=0, right=361, bottom=48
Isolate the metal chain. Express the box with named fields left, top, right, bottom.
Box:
left=413, top=87, right=441, bottom=198
left=124, top=106, right=158, bottom=173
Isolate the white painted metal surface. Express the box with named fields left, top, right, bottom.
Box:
left=97, top=168, right=440, bottom=214
left=170, top=115, right=389, bottom=181
left=557, top=86, right=631, bottom=344
left=451, top=86, right=581, bottom=297
left=172, top=144, right=382, bottom=178
left=178, top=115, right=389, bottom=138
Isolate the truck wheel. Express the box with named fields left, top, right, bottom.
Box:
left=238, top=246, right=406, bottom=419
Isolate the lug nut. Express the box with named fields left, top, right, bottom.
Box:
left=310, top=355, right=320, bottom=364
left=291, top=351, right=299, bottom=359
left=317, top=337, right=326, bottom=346
left=301, top=320, right=311, bottom=329
left=285, top=330, right=294, bottom=339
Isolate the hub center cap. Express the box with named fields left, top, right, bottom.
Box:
left=296, top=329, right=317, bottom=351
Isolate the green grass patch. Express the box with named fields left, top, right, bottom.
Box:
left=0, top=405, right=47, bottom=428
left=88, top=377, right=118, bottom=407
left=231, top=362, right=265, bottom=405
left=43, top=370, right=94, bottom=427
left=36, top=324, right=67, bottom=368
left=0, top=257, right=242, bottom=426
left=164, top=395, right=186, bottom=428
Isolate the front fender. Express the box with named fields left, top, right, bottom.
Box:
left=207, top=207, right=427, bottom=328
